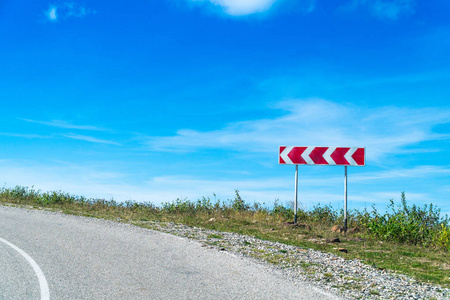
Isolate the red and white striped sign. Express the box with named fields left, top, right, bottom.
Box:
left=279, top=146, right=365, bottom=166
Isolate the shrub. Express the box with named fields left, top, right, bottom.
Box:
left=231, top=190, right=249, bottom=211
left=361, top=192, right=447, bottom=246
left=271, top=199, right=293, bottom=219
left=435, top=224, right=450, bottom=251
left=308, top=203, right=338, bottom=225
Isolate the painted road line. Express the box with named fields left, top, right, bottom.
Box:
left=0, top=237, right=50, bottom=300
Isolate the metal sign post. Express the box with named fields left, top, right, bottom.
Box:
left=279, top=146, right=365, bottom=226
left=344, top=166, right=348, bottom=231
left=294, top=165, right=298, bottom=224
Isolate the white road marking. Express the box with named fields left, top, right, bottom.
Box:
left=0, top=237, right=50, bottom=300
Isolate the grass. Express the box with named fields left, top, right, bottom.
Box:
left=207, top=234, right=223, bottom=239
left=0, top=185, right=449, bottom=288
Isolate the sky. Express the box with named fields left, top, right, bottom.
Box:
left=1, top=0, right=450, bottom=216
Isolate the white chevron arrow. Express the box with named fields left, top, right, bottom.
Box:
left=301, top=147, right=314, bottom=165
left=280, top=146, right=293, bottom=164
left=344, top=147, right=358, bottom=166
left=323, top=147, right=336, bottom=165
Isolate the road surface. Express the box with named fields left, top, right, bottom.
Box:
left=0, top=205, right=343, bottom=299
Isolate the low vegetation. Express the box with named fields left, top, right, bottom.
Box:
left=1, top=186, right=449, bottom=287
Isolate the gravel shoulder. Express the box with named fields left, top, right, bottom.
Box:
left=136, top=220, right=450, bottom=300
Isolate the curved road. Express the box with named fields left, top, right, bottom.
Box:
left=0, top=206, right=342, bottom=299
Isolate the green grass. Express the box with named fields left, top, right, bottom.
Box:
left=1, top=185, right=449, bottom=288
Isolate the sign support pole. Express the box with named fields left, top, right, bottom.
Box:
left=344, top=166, right=348, bottom=231
left=294, top=165, right=298, bottom=224
left=279, top=146, right=365, bottom=227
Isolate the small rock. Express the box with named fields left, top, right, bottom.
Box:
left=331, top=225, right=345, bottom=233
left=325, top=238, right=341, bottom=243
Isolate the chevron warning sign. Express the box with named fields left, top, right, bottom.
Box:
left=279, top=146, right=365, bottom=166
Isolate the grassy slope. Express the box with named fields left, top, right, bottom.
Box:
left=0, top=186, right=449, bottom=288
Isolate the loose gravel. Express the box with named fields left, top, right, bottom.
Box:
left=136, top=220, right=450, bottom=300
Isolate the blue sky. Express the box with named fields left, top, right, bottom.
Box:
left=1, top=0, right=450, bottom=216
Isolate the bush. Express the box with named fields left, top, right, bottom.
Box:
left=271, top=199, right=293, bottom=219
left=435, top=224, right=450, bottom=251
left=361, top=192, right=447, bottom=246
left=308, top=203, right=338, bottom=225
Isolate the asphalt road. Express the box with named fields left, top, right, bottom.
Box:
left=0, top=206, right=342, bottom=299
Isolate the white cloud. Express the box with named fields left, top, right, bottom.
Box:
left=64, top=2, right=91, bottom=18
left=63, top=134, right=121, bottom=146
left=44, top=2, right=94, bottom=22
left=145, top=99, right=450, bottom=164
left=352, top=166, right=450, bottom=182
left=22, top=119, right=105, bottom=131
left=0, top=160, right=136, bottom=201
left=46, top=6, right=58, bottom=21
left=206, top=0, right=277, bottom=15
left=0, top=132, right=52, bottom=139
left=3, top=159, right=446, bottom=214
left=187, top=0, right=314, bottom=16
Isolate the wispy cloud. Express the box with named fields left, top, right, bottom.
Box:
left=0, top=160, right=135, bottom=200
left=64, top=2, right=94, bottom=18
left=1, top=157, right=448, bottom=214
left=344, top=0, right=416, bottom=20
left=353, top=166, right=450, bottom=182
left=372, top=0, right=415, bottom=19
left=63, top=134, right=121, bottom=145
left=22, top=119, right=104, bottom=131
left=144, top=99, right=450, bottom=163
left=44, top=2, right=95, bottom=22
left=2, top=158, right=444, bottom=212
left=0, top=132, right=52, bottom=139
